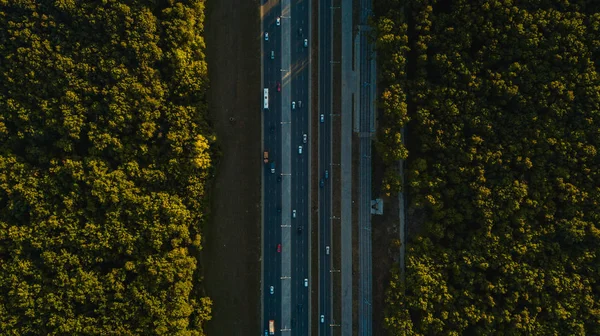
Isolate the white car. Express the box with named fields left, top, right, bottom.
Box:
left=264, top=32, right=269, bottom=41
left=326, top=246, right=330, bottom=255
left=292, top=210, right=296, bottom=218
left=270, top=286, right=274, bottom=295
left=292, top=101, right=296, bottom=110
left=320, top=315, right=324, bottom=323
left=320, top=114, right=324, bottom=123
left=298, top=145, right=302, bottom=154
left=303, top=134, right=307, bottom=143
left=304, top=278, right=308, bottom=287
left=304, top=38, right=308, bottom=47
left=276, top=17, right=281, bottom=26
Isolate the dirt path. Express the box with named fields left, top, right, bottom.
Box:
left=202, top=0, right=262, bottom=335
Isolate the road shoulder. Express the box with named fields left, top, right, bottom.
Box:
left=202, top=0, right=261, bottom=334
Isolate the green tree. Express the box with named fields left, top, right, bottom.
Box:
left=0, top=1, right=213, bottom=334
left=379, top=0, right=600, bottom=334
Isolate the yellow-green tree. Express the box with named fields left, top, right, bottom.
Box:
left=0, top=1, right=213, bottom=334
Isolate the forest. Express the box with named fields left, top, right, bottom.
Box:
left=0, top=0, right=213, bottom=334
left=375, top=0, right=600, bottom=334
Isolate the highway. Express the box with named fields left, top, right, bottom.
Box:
left=318, top=0, right=333, bottom=335
left=262, top=1, right=283, bottom=334
left=290, top=0, right=311, bottom=335
left=263, top=0, right=375, bottom=334
left=261, top=0, right=311, bottom=334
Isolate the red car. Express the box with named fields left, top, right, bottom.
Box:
left=277, top=244, right=282, bottom=253
left=277, top=82, right=281, bottom=92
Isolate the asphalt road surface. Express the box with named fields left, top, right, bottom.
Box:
left=262, top=1, right=283, bottom=334
left=262, top=0, right=311, bottom=334
left=290, top=0, right=311, bottom=335
left=318, top=0, right=333, bottom=334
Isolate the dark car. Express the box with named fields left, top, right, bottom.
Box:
left=277, top=244, right=281, bottom=253
left=277, top=175, right=282, bottom=182
left=277, top=207, right=281, bottom=213
left=297, top=226, right=302, bottom=234
left=277, top=82, right=281, bottom=92
left=320, top=179, right=324, bottom=188
left=270, top=125, right=275, bottom=134
left=325, top=170, right=329, bottom=179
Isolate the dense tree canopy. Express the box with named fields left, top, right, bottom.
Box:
left=377, top=0, right=600, bottom=334
left=0, top=0, right=213, bottom=334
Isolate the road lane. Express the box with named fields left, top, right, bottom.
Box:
left=290, top=0, right=311, bottom=335
left=262, top=1, right=286, bottom=334
left=263, top=0, right=311, bottom=334
left=318, top=0, right=333, bottom=335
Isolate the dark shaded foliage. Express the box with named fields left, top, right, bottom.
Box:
left=377, top=0, right=600, bottom=334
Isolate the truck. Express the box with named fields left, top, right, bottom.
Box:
left=264, top=88, right=269, bottom=109
left=269, top=320, right=275, bottom=335
left=263, top=151, right=269, bottom=163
